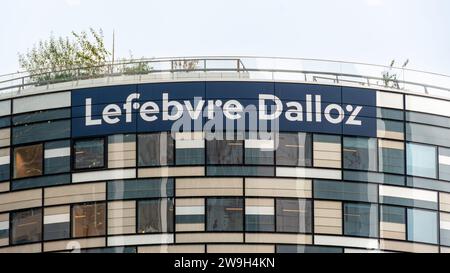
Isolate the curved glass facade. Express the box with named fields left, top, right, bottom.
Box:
left=1, top=78, right=450, bottom=254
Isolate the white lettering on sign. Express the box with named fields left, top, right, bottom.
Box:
left=84, top=93, right=363, bottom=127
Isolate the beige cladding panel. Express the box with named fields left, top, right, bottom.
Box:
left=0, top=148, right=8, bottom=157
left=441, top=212, right=450, bottom=222
left=44, top=238, right=106, bottom=252
left=440, top=193, right=450, bottom=212
left=176, top=178, right=243, bottom=196
left=0, top=182, right=9, bottom=193
left=0, top=238, right=8, bottom=246
left=314, top=201, right=342, bottom=235
left=380, top=222, right=406, bottom=240
left=380, top=231, right=405, bottom=241
left=108, top=152, right=136, bottom=160
left=245, top=178, right=312, bottom=198
left=108, top=142, right=136, bottom=168
left=44, top=182, right=106, bottom=206
left=107, top=152, right=136, bottom=159
left=380, top=222, right=406, bottom=233
left=0, top=189, right=42, bottom=212
left=378, top=139, right=404, bottom=150
left=176, top=223, right=204, bottom=232
left=176, top=233, right=244, bottom=243
left=0, top=243, right=42, bottom=253
left=108, top=142, right=136, bottom=152
left=207, top=244, right=275, bottom=253
left=0, top=128, right=10, bottom=147
left=245, top=198, right=274, bottom=207
left=441, top=247, right=450, bottom=253
left=245, top=233, right=312, bottom=245
left=108, top=201, right=136, bottom=235
left=380, top=240, right=439, bottom=253
left=377, top=130, right=404, bottom=141
left=176, top=198, right=204, bottom=207
left=138, top=244, right=205, bottom=253
left=44, top=206, right=70, bottom=216
left=0, top=213, right=8, bottom=222
left=313, top=142, right=341, bottom=168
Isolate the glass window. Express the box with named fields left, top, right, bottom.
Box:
left=406, top=111, right=450, bottom=128
left=439, top=147, right=450, bottom=181
left=138, top=133, right=174, bottom=166
left=12, top=173, right=70, bottom=191
left=207, top=198, right=243, bottom=231
left=108, top=178, right=174, bottom=200
left=344, top=203, right=378, bottom=238
left=381, top=205, right=405, bottom=224
left=406, top=122, right=450, bottom=148
left=206, top=166, right=274, bottom=177
left=0, top=116, right=10, bottom=129
left=377, top=119, right=404, bottom=139
left=176, top=148, right=204, bottom=165
left=74, top=138, right=104, bottom=170
left=13, top=144, right=43, bottom=179
left=245, top=199, right=274, bottom=232
left=407, top=208, right=437, bottom=244
left=378, top=140, right=405, bottom=174
left=343, top=137, right=377, bottom=171
left=175, top=132, right=204, bottom=165
left=245, top=214, right=274, bottom=232
left=343, top=170, right=405, bottom=186
left=44, top=221, right=70, bottom=241
left=206, top=138, right=243, bottom=165
left=12, top=108, right=71, bottom=126
left=377, top=108, right=404, bottom=121
left=407, top=176, right=450, bottom=193
left=11, top=208, right=42, bottom=244
left=45, top=140, right=71, bottom=174
left=72, top=202, right=106, bottom=237
left=314, top=180, right=378, bottom=203
left=138, top=198, right=174, bottom=233
left=81, top=247, right=137, bottom=253
left=406, top=143, right=437, bottom=179
left=244, top=133, right=274, bottom=165
left=276, top=245, right=343, bottom=253
left=276, top=133, right=312, bottom=166
left=276, top=199, right=312, bottom=233
left=12, top=119, right=70, bottom=145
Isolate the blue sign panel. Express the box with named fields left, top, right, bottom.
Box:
left=71, top=81, right=377, bottom=137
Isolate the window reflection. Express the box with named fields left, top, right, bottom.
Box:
left=137, top=198, right=174, bottom=233
left=74, top=138, right=104, bottom=169
left=207, top=198, right=243, bottom=231
left=343, top=137, right=377, bottom=171
left=207, top=137, right=244, bottom=165
left=276, top=133, right=312, bottom=167
left=72, top=202, right=106, bottom=237
left=13, top=144, right=43, bottom=178
left=276, top=199, right=312, bottom=233
left=138, top=133, right=174, bottom=166
left=344, top=203, right=378, bottom=238
left=406, top=143, right=437, bottom=179
left=11, top=208, right=42, bottom=244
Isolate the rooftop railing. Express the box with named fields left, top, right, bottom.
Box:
left=1, top=56, right=450, bottom=98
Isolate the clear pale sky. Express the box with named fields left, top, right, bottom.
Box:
left=1, top=0, right=449, bottom=75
